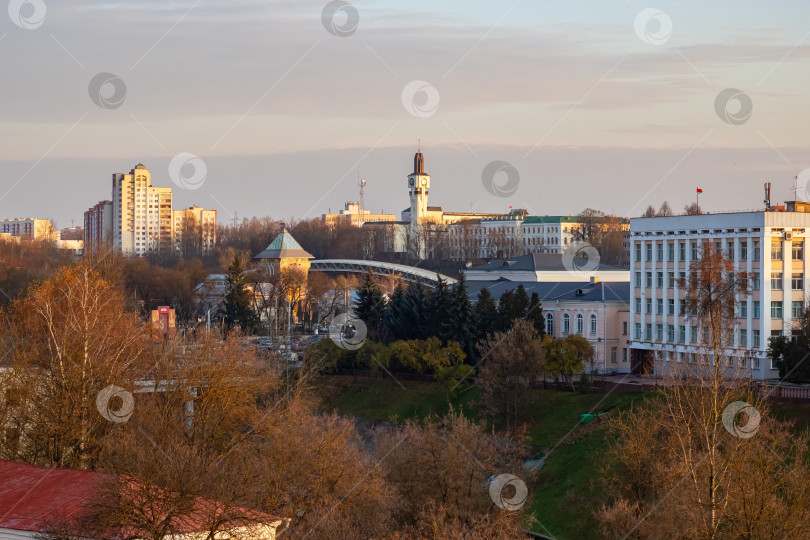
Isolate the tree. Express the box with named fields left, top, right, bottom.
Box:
left=496, top=284, right=529, bottom=331
left=430, top=276, right=453, bottom=342
left=473, top=287, right=498, bottom=341
left=353, top=269, right=386, bottom=341
left=683, top=202, right=702, bottom=215
left=657, top=201, right=673, bottom=216
left=641, top=205, right=657, bottom=218
left=383, top=282, right=407, bottom=342
left=543, top=334, right=592, bottom=389
left=527, top=292, right=545, bottom=337
left=442, top=274, right=476, bottom=359
left=476, top=320, right=545, bottom=429
left=596, top=242, right=792, bottom=540
left=0, top=262, right=148, bottom=469
left=768, top=303, right=810, bottom=382
left=223, top=254, right=257, bottom=332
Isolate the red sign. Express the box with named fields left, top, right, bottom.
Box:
left=158, top=306, right=170, bottom=314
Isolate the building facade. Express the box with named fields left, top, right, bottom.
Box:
left=112, top=164, right=173, bottom=255
left=84, top=200, right=113, bottom=254
left=0, top=217, right=55, bottom=240
left=323, top=202, right=396, bottom=227
left=629, top=207, right=810, bottom=380
left=173, top=206, right=217, bottom=255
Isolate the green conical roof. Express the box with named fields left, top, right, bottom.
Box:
left=255, top=229, right=314, bottom=260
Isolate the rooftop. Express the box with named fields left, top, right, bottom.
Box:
left=254, top=228, right=314, bottom=260
left=467, top=253, right=626, bottom=274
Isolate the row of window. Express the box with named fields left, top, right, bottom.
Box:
left=634, top=240, right=763, bottom=262
left=657, top=350, right=762, bottom=370
left=635, top=299, right=804, bottom=319
left=634, top=322, right=764, bottom=348
left=545, top=312, right=598, bottom=335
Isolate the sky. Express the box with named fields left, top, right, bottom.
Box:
left=1, top=0, right=810, bottom=228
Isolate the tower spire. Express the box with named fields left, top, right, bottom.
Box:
left=413, top=145, right=424, bottom=175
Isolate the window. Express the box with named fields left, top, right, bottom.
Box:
left=589, top=314, right=597, bottom=335
left=635, top=271, right=642, bottom=287
left=657, top=244, right=663, bottom=262
left=771, top=272, right=783, bottom=290
left=793, top=272, right=803, bottom=290
left=771, top=301, right=783, bottom=319
left=667, top=325, right=675, bottom=342
left=657, top=272, right=664, bottom=287
left=545, top=313, right=554, bottom=335
left=793, top=301, right=804, bottom=318
left=667, top=299, right=674, bottom=315
left=563, top=313, right=570, bottom=334
left=623, top=348, right=628, bottom=363
left=690, top=241, right=698, bottom=260
left=793, top=242, right=804, bottom=260
left=635, top=297, right=642, bottom=313
left=771, top=240, right=782, bottom=260
left=635, top=242, right=642, bottom=261
left=635, top=323, right=642, bottom=340
left=646, top=298, right=652, bottom=313
left=740, top=329, right=747, bottom=347
left=753, top=240, right=760, bottom=261
left=740, top=240, right=747, bottom=261
left=753, top=272, right=760, bottom=290
left=646, top=243, right=652, bottom=261
left=740, top=301, right=747, bottom=318
left=576, top=313, right=584, bottom=334
left=646, top=272, right=652, bottom=288
left=679, top=325, right=686, bottom=343
left=679, top=241, right=685, bottom=261
left=668, top=272, right=674, bottom=288
left=727, top=241, right=734, bottom=260
left=656, top=324, right=663, bottom=341
left=753, top=355, right=760, bottom=369
left=657, top=299, right=663, bottom=314
left=646, top=323, right=652, bottom=340
left=623, top=321, right=628, bottom=335
left=753, top=301, right=760, bottom=318
left=611, top=347, right=617, bottom=363
left=668, top=242, right=674, bottom=261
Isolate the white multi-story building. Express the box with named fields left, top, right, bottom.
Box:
left=112, top=164, right=173, bottom=255
left=630, top=203, right=810, bottom=380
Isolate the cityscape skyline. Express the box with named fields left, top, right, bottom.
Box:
left=2, top=1, right=810, bottom=227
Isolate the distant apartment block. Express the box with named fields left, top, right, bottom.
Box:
left=173, top=206, right=217, bottom=255
left=323, top=202, right=396, bottom=227
left=0, top=217, right=55, bottom=240
left=629, top=202, right=810, bottom=380
left=84, top=200, right=113, bottom=254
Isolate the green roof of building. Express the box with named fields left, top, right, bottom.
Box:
left=522, top=215, right=580, bottom=224
left=255, top=229, right=314, bottom=260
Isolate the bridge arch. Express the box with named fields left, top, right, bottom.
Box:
left=310, top=259, right=457, bottom=286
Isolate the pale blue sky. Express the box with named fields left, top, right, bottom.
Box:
left=1, top=0, right=809, bottom=227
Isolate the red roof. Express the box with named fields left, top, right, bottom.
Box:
left=0, top=460, right=282, bottom=535
left=0, top=460, right=101, bottom=531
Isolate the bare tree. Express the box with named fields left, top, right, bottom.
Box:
left=683, top=202, right=703, bottom=215
left=657, top=201, right=673, bottom=216
left=641, top=205, right=657, bottom=217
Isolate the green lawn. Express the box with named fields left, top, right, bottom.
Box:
left=315, top=374, right=479, bottom=422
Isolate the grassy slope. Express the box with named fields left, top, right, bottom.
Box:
left=314, top=375, right=810, bottom=540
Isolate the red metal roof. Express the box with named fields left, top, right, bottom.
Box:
left=0, top=460, right=101, bottom=531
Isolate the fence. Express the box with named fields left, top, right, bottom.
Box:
left=755, top=383, right=810, bottom=400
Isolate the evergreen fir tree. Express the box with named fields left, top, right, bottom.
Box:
left=496, top=289, right=515, bottom=331
left=429, top=275, right=453, bottom=342
left=527, top=292, right=546, bottom=337
left=353, top=269, right=386, bottom=341
left=513, top=284, right=530, bottom=320
left=401, top=279, right=431, bottom=340
left=382, top=281, right=406, bottom=342
left=474, top=287, right=499, bottom=341
left=223, top=254, right=257, bottom=332
left=443, top=274, right=476, bottom=359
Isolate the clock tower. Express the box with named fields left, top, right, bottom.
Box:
left=407, top=147, right=430, bottom=253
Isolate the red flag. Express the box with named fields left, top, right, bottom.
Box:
left=696, top=188, right=703, bottom=193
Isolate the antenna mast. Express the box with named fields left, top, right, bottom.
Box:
left=359, top=176, right=367, bottom=216
left=764, top=182, right=771, bottom=210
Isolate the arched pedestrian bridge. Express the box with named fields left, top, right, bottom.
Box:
left=310, top=259, right=457, bottom=286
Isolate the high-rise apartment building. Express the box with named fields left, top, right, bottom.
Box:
left=112, top=164, right=173, bottom=255
left=629, top=202, right=810, bottom=380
